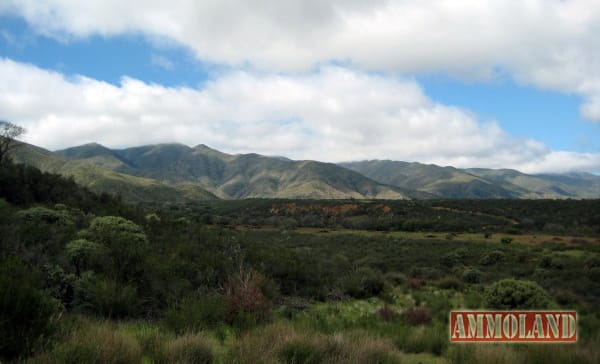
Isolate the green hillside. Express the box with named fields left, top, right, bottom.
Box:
left=342, top=160, right=600, bottom=199
left=55, top=143, right=416, bottom=200
left=11, top=142, right=218, bottom=203
left=15, top=141, right=598, bottom=201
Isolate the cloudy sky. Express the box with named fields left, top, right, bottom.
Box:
left=1, top=0, right=599, bottom=173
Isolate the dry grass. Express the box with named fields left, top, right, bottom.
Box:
left=29, top=320, right=142, bottom=364
left=227, top=322, right=405, bottom=364
left=160, top=333, right=214, bottom=364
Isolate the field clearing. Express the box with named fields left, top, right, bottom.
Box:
left=232, top=225, right=600, bottom=245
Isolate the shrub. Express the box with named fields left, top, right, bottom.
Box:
left=462, top=269, right=482, bottom=284
left=82, top=216, right=149, bottom=280
left=383, top=272, right=406, bottom=286
left=441, top=253, right=459, bottom=267
left=378, top=304, right=398, bottom=322
left=587, top=267, right=600, bottom=281
left=344, top=267, right=385, bottom=298
left=404, top=306, right=431, bottom=326
left=500, top=237, right=513, bottom=244
left=552, top=289, right=579, bottom=306
left=66, top=239, right=107, bottom=275
left=16, top=206, right=74, bottom=226
left=408, top=278, right=426, bottom=290
left=479, top=250, right=505, bottom=266
left=88, top=278, right=142, bottom=318
left=225, top=267, right=271, bottom=328
left=437, top=276, right=462, bottom=290
left=0, top=258, right=61, bottom=361
left=164, top=292, right=227, bottom=334
left=484, top=279, right=551, bottom=309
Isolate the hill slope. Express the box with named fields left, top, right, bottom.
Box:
left=10, top=142, right=218, bottom=203
left=53, top=143, right=418, bottom=200
left=341, top=160, right=600, bottom=199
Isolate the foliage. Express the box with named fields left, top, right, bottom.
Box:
left=0, top=258, right=61, bottom=361
left=480, top=250, right=506, bottom=266
left=404, top=306, right=432, bottom=326
left=224, top=267, right=271, bottom=328
left=1, top=161, right=600, bottom=362
left=462, top=269, right=482, bottom=284
left=82, top=216, right=149, bottom=281
left=484, top=279, right=551, bottom=309
left=0, top=120, right=25, bottom=164
left=344, top=267, right=385, bottom=298
left=66, top=239, right=107, bottom=275
left=164, top=292, right=227, bottom=334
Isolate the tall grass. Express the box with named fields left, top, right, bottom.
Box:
left=29, top=320, right=142, bottom=364
left=227, top=322, right=405, bottom=364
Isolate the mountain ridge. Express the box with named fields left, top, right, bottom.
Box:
left=27, top=142, right=420, bottom=200
left=341, top=160, right=600, bottom=199
left=9, top=141, right=599, bottom=201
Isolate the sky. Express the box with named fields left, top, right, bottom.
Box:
left=1, top=0, right=600, bottom=174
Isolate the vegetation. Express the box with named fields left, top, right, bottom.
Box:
left=1, top=160, right=599, bottom=363
left=0, top=120, right=26, bottom=165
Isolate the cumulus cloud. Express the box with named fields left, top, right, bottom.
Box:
left=1, top=58, right=598, bottom=173
left=2, top=0, right=600, bottom=121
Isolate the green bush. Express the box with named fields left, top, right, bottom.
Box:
left=16, top=206, right=74, bottom=226
left=74, top=273, right=141, bottom=318
left=462, top=269, right=482, bottom=284
left=164, top=292, right=227, bottom=334
left=81, top=216, right=149, bottom=280
left=66, top=239, right=107, bottom=275
left=484, top=279, right=551, bottom=309
left=500, top=237, right=513, bottom=244
left=345, top=267, right=385, bottom=298
left=479, top=250, right=506, bottom=266
left=437, top=276, right=462, bottom=289
left=0, top=258, right=61, bottom=361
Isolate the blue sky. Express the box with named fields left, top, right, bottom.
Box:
left=0, top=1, right=599, bottom=173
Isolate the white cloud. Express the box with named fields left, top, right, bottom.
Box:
left=1, top=58, right=598, bottom=174
left=2, top=0, right=600, bottom=121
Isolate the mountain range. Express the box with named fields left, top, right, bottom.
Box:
left=10, top=142, right=600, bottom=202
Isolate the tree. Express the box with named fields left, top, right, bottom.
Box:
left=0, top=121, right=26, bottom=164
